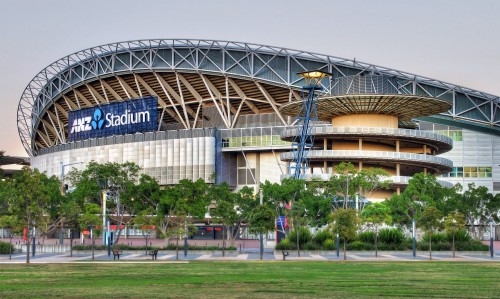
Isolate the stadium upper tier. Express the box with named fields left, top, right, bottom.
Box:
left=18, top=39, right=500, bottom=156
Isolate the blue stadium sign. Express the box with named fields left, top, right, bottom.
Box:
left=68, top=96, right=158, bottom=142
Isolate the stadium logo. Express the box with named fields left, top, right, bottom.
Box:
left=91, top=109, right=105, bottom=129
left=70, top=108, right=151, bottom=133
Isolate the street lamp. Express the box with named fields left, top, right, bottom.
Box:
left=32, top=221, right=36, bottom=258
left=259, top=189, right=264, bottom=260
left=490, top=218, right=495, bottom=259
left=412, top=218, right=416, bottom=258
left=336, top=231, right=340, bottom=258
left=184, top=214, right=189, bottom=258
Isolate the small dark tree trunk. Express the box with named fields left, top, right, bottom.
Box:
left=297, top=228, right=300, bottom=257
left=375, top=227, right=378, bottom=258
left=176, top=236, right=179, bottom=260
left=222, top=226, right=225, bottom=257
left=9, top=235, right=12, bottom=260
left=26, top=237, right=30, bottom=264
left=92, top=233, right=95, bottom=260
left=343, top=239, right=347, bottom=260
left=145, top=235, right=148, bottom=256
left=70, top=229, right=73, bottom=257
left=452, top=233, right=455, bottom=258
left=429, top=234, right=432, bottom=260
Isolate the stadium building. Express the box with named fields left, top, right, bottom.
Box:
left=18, top=39, right=500, bottom=197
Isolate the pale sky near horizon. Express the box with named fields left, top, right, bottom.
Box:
left=1, top=0, right=499, bottom=158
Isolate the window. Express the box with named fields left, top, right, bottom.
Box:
left=435, top=130, right=463, bottom=141
left=478, top=167, right=492, bottom=178
left=445, top=166, right=492, bottom=178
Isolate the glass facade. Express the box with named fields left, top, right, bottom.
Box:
left=434, top=130, right=463, bottom=141
left=441, top=166, right=492, bottom=178
left=222, top=135, right=290, bottom=148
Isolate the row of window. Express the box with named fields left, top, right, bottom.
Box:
left=222, top=135, right=290, bottom=148
left=434, top=130, right=463, bottom=141
left=441, top=166, right=492, bottom=178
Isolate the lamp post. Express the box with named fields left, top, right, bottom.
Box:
left=336, top=231, right=340, bottom=258
left=107, top=217, right=111, bottom=258
left=183, top=215, right=188, bottom=258
left=412, top=218, right=416, bottom=258
left=259, top=189, right=264, bottom=260
left=490, top=218, right=494, bottom=259
left=32, top=222, right=36, bottom=258
left=290, top=70, right=332, bottom=179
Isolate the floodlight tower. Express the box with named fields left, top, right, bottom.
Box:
left=289, top=70, right=332, bottom=179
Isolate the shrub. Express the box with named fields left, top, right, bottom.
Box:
left=288, top=227, right=313, bottom=245
left=377, top=242, right=408, bottom=251
left=422, top=232, right=447, bottom=243
left=347, top=241, right=373, bottom=250
left=446, top=229, right=471, bottom=242
left=379, top=228, right=406, bottom=244
left=0, top=241, right=14, bottom=254
left=455, top=241, right=489, bottom=251
left=312, top=229, right=334, bottom=245
left=357, top=231, right=376, bottom=244
left=275, top=238, right=296, bottom=250
left=72, top=244, right=236, bottom=251
left=323, top=239, right=336, bottom=250
left=302, top=242, right=321, bottom=250
left=73, top=245, right=106, bottom=250
left=417, top=241, right=451, bottom=251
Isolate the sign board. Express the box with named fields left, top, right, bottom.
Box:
left=68, top=96, right=158, bottom=142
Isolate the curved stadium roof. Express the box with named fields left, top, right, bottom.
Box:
left=17, top=39, right=500, bottom=156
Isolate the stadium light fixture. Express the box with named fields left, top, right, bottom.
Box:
left=297, top=70, right=332, bottom=86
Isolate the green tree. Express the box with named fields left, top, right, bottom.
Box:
left=357, top=168, right=391, bottom=204
left=289, top=200, right=309, bottom=257
left=60, top=200, right=82, bottom=256
left=4, top=168, right=62, bottom=263
left=454, top=183, right=500, bottom=240
left=209, top=183, right=256, bottom=256
left=419, top=206, right=443, bottom=260
left=67, top=161, right=140, bottom=244
left=386, top=173, right=455, bottom=230
left=154, top=179, right=208, bottom=259
left=261, top=178, right=304, bottom=237
left=327, top=162, right=390, bottom=210
left=330, top=208, right=359, bottom=260
left=134, top=207, right=156, bottom=255
left=329, top=162, right=358, bottom=209
left=248, top=204, right=275, bottom=260
left=0, top=215, right=20, bottom=258
left=444, top=211, right=466, bottom=258
left=78, top=203, right=101, bottom=260
left=300, top=179, right=332, bottom=228
left=362, top=202, right=392, bottom=257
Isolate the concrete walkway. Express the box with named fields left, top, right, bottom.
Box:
left=1, top=250, right=498, bottom=263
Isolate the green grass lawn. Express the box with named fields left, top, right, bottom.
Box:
left=0, top=262, right=498, bottom=298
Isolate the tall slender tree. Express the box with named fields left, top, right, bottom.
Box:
left=4, top=168, right=62, bottom=263
left=362, top=202, right=392, bottom=257
left=330, top=208, right=359, bottom=260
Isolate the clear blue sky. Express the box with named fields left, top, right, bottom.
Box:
left=1, top=0, right=499, bottom=157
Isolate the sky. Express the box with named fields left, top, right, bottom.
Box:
left=1, top=0, right=499, bottom=157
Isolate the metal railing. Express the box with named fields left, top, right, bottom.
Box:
left=280, top=174, right=454, bottom=188
left=280, top=150, right=453, bottom=168
left=281, top=125, right=453, bottom=147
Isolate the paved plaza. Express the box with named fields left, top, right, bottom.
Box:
left=1, top=250, right=498, bottom=263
